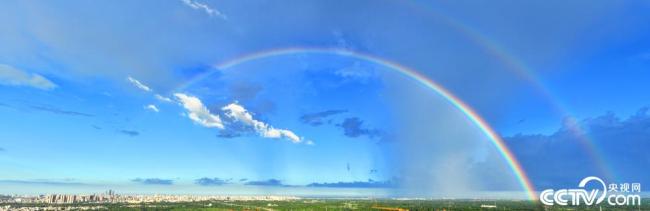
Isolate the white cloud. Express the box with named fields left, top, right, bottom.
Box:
left=0, top=64, right=57, bottom=90
left=145, top=104, right=160, bottom=112
left=174, top=93, right=224, bottom=129
left=222, top=103, right=302, bottom=143
left=335, top=61, right=375, bottom=81
left=172, top=93, right=305, bottom=144
left=155, top=94, right=173, bottom=102
left=180, top=0, right=227, bottom=19
left=127, top=76, right=152, bottom=92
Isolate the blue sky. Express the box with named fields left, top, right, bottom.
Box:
left=0, top=0, right=649, bottom=197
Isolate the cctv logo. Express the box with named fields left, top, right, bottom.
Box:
left=540, top=176, right=641, bottom=206
left=540, top=176, right=606, bottom=206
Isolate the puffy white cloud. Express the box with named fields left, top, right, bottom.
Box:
left=145, top=104, right=159, bottom=112
left=180, top=0, right=227, bottom=19
left=174, top=93, right=224, bottom=129
left=172, top=93, right=304, bottom=144
left=0, top=64, right=57, bottom=90
left=127, top=76, right=152, bottom=92
left=155, top=94, right=173, bottom=102
left=222, top=103, right=302, bottom=143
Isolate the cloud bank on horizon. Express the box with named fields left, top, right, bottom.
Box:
left=132, top=178, right=174, bottom=185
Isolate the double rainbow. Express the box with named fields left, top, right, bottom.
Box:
left=401, top=1, right=614, bottom=181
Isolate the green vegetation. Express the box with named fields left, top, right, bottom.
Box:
left=2, top=199, right=648, bottom=210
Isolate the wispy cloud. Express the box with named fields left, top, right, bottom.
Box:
left=223, top=103, right=302, bottom=143
left=29, top=105, right=93, bottom=117
left=145, top=104, right=159, bottom=112
left=0, top=64, right=57, bottom=90
left=127, top=76, right=152, bottom=92
left=334, top=61, right=376, bottom=81
left=155, top=94, right=173, bottom=102
left=174, top=93, right=224, bottom=129
left=300, top=109, right=347, bottom=126
left=131, top=178, right=173, bottom=185
left=180, top=0, right=227, bottom=19
left=118, top=130, right=139, bottom=137
left=195, top=177, right=230, bottom=186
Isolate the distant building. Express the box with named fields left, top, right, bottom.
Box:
left=480, top=204, right=497, bottom=209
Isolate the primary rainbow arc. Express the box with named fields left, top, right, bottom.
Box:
left=177, top=47, right=537, bottom=200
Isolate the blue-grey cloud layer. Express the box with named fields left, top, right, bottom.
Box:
left=300, top=109, right=347, bottom=126
left=195, top=177, right=230, bottom=186
left=132, top=178, right=173, bottom=185
left=505, top=107, right=650, bottom=189
left=118, top=130, right=140, bottom=137
left=29, top=105, right=93, bottom=117
left=308, top=179, right=396, bottom=188
left=338, top=117, right=381, bottom=138
left=244, top=179, right=285, bottom=187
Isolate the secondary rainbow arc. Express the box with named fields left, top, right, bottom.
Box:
left=176, top=47, right=537, bottom=200
left=400, top=1, right=614, bottom=181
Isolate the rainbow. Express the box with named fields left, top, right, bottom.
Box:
left=177, top=47, right=537, bottom=200
left=400, top=1, right=614, bottom=181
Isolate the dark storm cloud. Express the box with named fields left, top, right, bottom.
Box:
left=195, top=177, right=230, bottom=186
left=29, top=105, right=93, bottom=117
left=131, top=178, right=173, bottom=185
left=307, top=179, right=397, bottom=188
left=300, top=109, right=347, bottom=126
left=118, top=130, right=139, bottom=137
left=338, top=117, right=381, bottom=138
left=244, top=179, right=286, bottom=187
left=503, top=107, right=650, bottom=189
